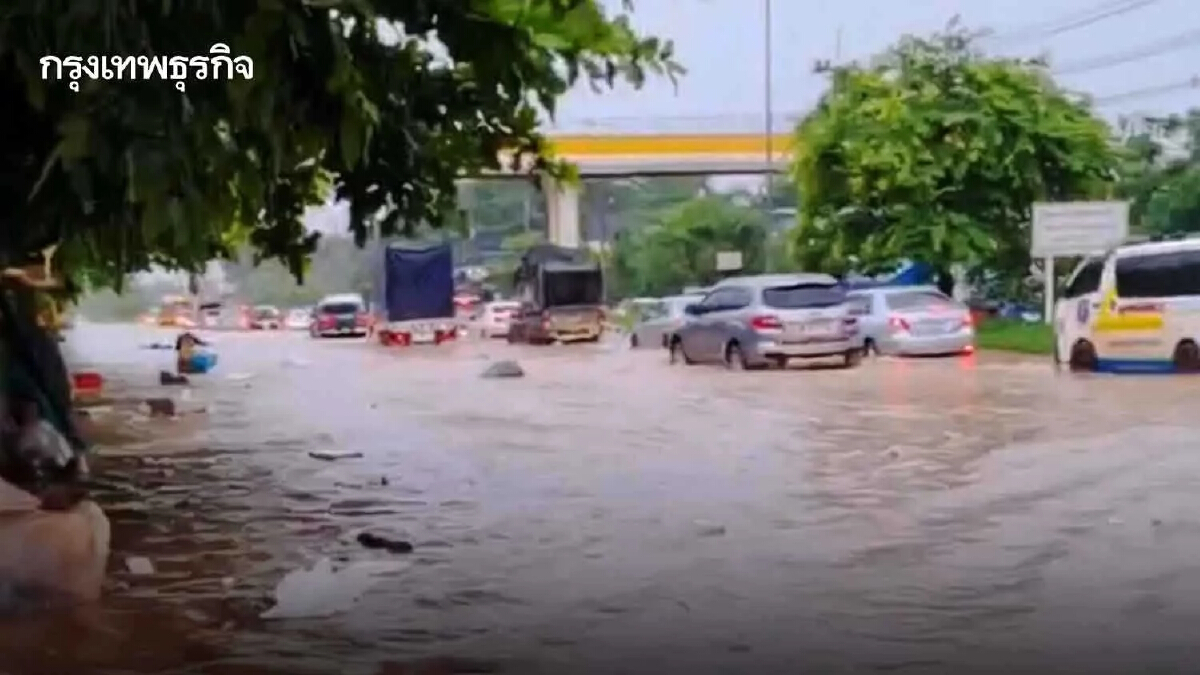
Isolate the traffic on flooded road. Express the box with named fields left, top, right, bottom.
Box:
left=13, top=321, right=1200, bottom=675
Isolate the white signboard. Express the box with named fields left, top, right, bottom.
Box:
left=715, top=251, right=743, bottom=272
left=1031, top=201, right=1129, bottom=257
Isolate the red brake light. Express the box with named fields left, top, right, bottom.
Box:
left=748, top=315, right=782, bottom=331
left=888, top=316, right=910, bottom=332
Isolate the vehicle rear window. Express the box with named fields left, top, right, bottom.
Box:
left=545, top=270, right=603, bottom=307
left=884, top=291, right=955, bottom=311
left=320, top=302, right=361, bottom=314
left=761, top=283, right=846, bottom=309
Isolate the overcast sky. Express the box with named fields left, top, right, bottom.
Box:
left=303, top=0, right=1200, bottom=233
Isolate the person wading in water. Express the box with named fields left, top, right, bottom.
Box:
left=174, top=331, right=209, bottom=374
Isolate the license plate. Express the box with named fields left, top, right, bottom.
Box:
left=802, top=321, right=836, bottom=336
left=412, top=332, right=434, bottom=343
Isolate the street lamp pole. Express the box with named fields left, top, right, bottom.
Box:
left=762, top=0, right=774, bottom=272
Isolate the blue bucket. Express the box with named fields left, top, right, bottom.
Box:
left=188, top=351, right=218, bottom=374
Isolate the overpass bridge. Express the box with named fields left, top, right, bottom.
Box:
left=489, top=114, right=801, bottom=247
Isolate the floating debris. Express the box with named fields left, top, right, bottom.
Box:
left=308, top=451, right=364, bottom=461
left=125, top=557, right=155, bottom=576
left=356, top=532, right=414, bottom=554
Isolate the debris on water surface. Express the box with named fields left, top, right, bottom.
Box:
left=308, top=451, right=364, bottom=461
left=141, top=397, right=176, bottom=418
left=125, top=557, right=155, bottom=576
left=260, top=557, right=409, bottom=620
left=480, top=360, right=524, bottom=378
left=357, top=532, right=414, bottom=554
left=377, top=656, right=503, bottom=674
left=159, top=371, right=189, bottom=386
left=226, top=372, right=254, bottom=381
left=693, top=521, right=726, bottom=538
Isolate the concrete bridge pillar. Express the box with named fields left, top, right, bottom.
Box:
left=541, top=175, right=581, bottom=248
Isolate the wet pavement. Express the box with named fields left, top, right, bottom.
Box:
left=7, top=323, right=1200, bottom=674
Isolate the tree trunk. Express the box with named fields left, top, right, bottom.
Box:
left=934, top=267, right=955, bottom=297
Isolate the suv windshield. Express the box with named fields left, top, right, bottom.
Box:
left=320, top=302, right=360, bottom=315
left=761, top=283, right=846, bottom=309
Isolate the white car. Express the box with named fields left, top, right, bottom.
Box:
left=476, top=300, right=520, bottom=338
left=285, top=308, right=311, bottom=330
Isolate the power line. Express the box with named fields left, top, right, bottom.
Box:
left=985, top=0, right=1163, bottom=47
left=1092, top=76, right=1200, bottom=106
left=1053, top=27, right=1200, bottom=75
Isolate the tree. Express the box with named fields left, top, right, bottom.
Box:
left=789, top=25, right=1117, bottom=294
left=1116, top=110, right=1200, bottom=236
left=2, top=0, right=680, bottom=287
left=610, top=196, right=767, bottom=298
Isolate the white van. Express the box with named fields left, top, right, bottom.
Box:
left=1055, top=237, right=1200, bottom=373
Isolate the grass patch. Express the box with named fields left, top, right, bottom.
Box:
left=975, top=318, right=1054, bottom=355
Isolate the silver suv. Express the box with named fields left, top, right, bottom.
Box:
left=667, top=273, right=862, bottom=370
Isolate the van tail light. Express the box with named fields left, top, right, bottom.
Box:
left=888, top=316, right=910, bottom=332
left=748, top=315, right=782, bottom=331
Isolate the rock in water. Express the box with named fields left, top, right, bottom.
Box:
left=481, top=360, right=524, bottom=379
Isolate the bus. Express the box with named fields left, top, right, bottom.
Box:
left=1054, top=237, right=1200, bottom=373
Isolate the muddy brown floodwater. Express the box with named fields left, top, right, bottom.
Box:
left=6, top=323, right=1200, bottom=674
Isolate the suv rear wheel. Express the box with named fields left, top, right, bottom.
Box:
left=843, top=348, right=863, bottom=368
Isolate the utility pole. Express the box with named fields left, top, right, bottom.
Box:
left=762, top=0, right=774, bottom=272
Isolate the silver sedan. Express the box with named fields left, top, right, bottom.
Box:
left=848, top=286, right=975, bottom=356
left=629, top=294, right=704, bottom=349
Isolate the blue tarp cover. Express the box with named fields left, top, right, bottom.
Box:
left=377, top=242, right=455, bottom=322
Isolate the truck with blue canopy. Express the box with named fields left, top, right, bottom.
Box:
left=372, top=241, right=459, bottom=346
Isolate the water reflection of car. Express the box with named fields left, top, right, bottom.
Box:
left=629, top=294, right=704, bottom=349
left=848, top=286, right=974, bottom=356
left=668, top=274, right=862, bottom=370
left=310, top=294, right=369, bottom=338
left=250, top=305, right=282, bottom=330
left=475, top=300, right=519, bottom=338
left=284, top=307, right=311, bottom=330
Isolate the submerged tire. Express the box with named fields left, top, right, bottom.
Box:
left=1173, top=340, right=1200, bottom=373
left=1068, top=339, right=1098, bottom=372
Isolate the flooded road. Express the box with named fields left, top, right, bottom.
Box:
left=11, top=323, right=1200, bottom=674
